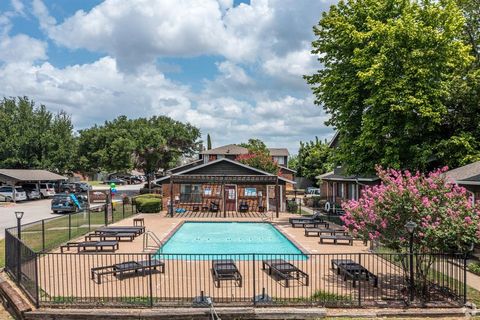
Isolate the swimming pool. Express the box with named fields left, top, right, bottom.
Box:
left=159, top=222, right=306, bottom=259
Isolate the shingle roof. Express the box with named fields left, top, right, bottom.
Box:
left=444, top=161, right=480, bottom=184
left=0, top=169, right=66, bottom=183
left=269, top=148, right=289, bottom=157
left=201, top=144, right=289, bottom=156
left=201, top=144, right=248, bottom=155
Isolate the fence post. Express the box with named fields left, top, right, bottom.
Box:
left=68, top=212, right=72, bottom=240
left=148, top=254, right=154, bottom=308
left=464, top=254, right=468, bottom=304
left=253, top=254, right=256, bottom=306
left=123, top=201, right=125, bottom=219
left=41, top=220, right=45, bottom=252
left=358, top=253, right=362, bottom=307
left=34, top=253, right=40, bottom=308
left=88, top=209, right=91, bottom=231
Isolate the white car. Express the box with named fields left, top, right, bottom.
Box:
left=0, top=186, right=27, bottom=201
left=39, top=183, right=56, bottom=198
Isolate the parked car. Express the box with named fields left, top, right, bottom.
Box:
left=22, top=183, right=42, bottom=200
left=39, top=183, right=56, bottom=198
left=305, top=187, right=321, bottom=197
left=51, top=193, right=88, bottom=213
left=74, top=182, right=92, bottom=192
left=0, top=186, right=27, bottom=201
left=55, top=182, right=80, bottom=193
left=103, top=178, right=127, bottom=185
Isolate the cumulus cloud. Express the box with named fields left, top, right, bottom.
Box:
left=0, top=0, right=336, bottom=152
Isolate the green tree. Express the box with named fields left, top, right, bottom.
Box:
left=0, top=97, right=76, bottom=173
left=239, top=138, right=269, bottom=155
left=236, top=138, right=278, bottom=174
left=305, top=0, right=475, bottom=174
left=294, top=138, right=334, bottom=183
left=207, top=134, right=212, bottom=150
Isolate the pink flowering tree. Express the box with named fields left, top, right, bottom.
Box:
left=342, top=166, right=480, bottom=301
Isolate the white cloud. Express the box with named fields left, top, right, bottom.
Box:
left=0, top=34, right=47, bottom=63
left=263, top=47, right=318, bottom=81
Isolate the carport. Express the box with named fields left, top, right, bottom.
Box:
left=0, top=169, right=66, bottom=202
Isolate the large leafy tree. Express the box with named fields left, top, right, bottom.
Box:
left=305, top=0, right=475, bottom=174
left=292, top=137, right=334, bottom=183
left=0, top=97, right=76, bottom=173
left=77, top=116, right=201, bottom=179
left=237, top=139, right=279, bottom=174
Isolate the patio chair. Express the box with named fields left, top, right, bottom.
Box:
left=319, top=235, right=353, bottom=245
left=239, top=202, right=249, bottom=213
left=60, top=240, right=119, bottom=253
left=262, top=259, right=309, bottom=287
left=211, top=259, right=242, bottom=288
left=85, top=231, right=136, bottom=242
left=209, top=201, right=220, bottom=213
left=331, top=259, right=377, bottom=288
left=91, top=259, right=165, bottom=284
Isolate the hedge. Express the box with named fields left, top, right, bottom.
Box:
left=134, top=194, right=162, bottom=213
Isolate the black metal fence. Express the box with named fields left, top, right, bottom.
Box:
left=32, top=252, right=466, bottom=308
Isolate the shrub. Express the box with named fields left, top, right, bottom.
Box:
left=134, top=193, right=162, bottom=213
left=468, top=262, right=480, bottom=276
left=286, top=200, right=298, bottom=213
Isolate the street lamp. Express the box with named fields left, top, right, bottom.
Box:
left=405, top=221, right=417, bottom=302
left=14, top=211, right=24, bottom=284
left=15, top=211, right=24, bottom=240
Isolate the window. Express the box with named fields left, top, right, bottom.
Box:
left=203, top=187, right=212, bottom=196
left=180, top=184, right=201, bottom=203
left=349, top=184, right=356, bottom=200
left=336, top=183, right=344, bottom=198
left=244, top=188, right=257, bottom=197
left=273, top=156, right=285, bottom=165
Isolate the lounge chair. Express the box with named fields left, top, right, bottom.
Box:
left=304, top=228, right=346, bottom=237
left=239, top=202, right=249, bottom=213
left=262, top=259, right=309, bottom=287
left=91, top=259, right=165, bottom=284
left=85, top=231, right=136, bottom=242
left=331, top=259, right=377, bottom=288
left=288, top=212, right=323, bottom=223
left=95, top=226, right=145, bottom=235
left=60, top=241, right=119, bottom=253
left=290, top=220, right=329, bottom=228
left=211, top=259, right=242, bottom=288
left=210, top=201, right=220, bottom=213
left=319, top=235, right=353, bottom=245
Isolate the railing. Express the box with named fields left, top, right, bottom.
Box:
left=33, top=252, right=467, bottom=308
left=143, top=231, right=163, bottom=253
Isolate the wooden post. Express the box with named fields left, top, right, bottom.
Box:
left=169, top=178, right=174, bottom=217
left=275, top=177, right=279, bottom=218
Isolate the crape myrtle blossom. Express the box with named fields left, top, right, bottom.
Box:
left=342, top=166, right=480, bottom=253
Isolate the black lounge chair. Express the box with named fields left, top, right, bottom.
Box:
left=288, top=212, right=323, bottom=223
left=60, top=240, right=119, bottom=253
left=262, top=259, right=309, bottom=287
left=210, top=201, right=220, bottom=213
left=290, top=220, right=329, bottom=228
left=95, top=226, right=145, bottom=236
left=304, top=228, right=346, bottom=237
left=239, top=202, right=249, bottom=213
left=319, top=235, right=353, bottom=245
left=331, top=259, right=377, bottom=288
left=211, top=259, right=242, bottom=288
left=91, top=259, right=165, bottom=284
left=85, top=231, right=136, bottom=242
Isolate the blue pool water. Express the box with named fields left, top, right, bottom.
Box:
left=158, top=222, right=306, bottom=259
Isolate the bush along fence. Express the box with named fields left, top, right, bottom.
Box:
left=4, top=229, right=468, bottom=308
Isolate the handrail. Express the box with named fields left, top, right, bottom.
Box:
left=143, top=231, right=163, bottom=253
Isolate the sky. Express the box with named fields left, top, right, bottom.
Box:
left=0, top=0, right=335, bottom=153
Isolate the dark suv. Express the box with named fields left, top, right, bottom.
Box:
left=51, top=193, right=87, bottom=213
left=55, top=182, right=80, bottom=193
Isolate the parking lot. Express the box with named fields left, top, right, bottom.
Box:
left=0, top=184, right=141, bottom=238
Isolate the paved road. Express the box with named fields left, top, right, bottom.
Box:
left=0, top=185, right=141, bottom=238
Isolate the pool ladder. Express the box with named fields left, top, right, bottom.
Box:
left=143, top=231, right=163, bottom=253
